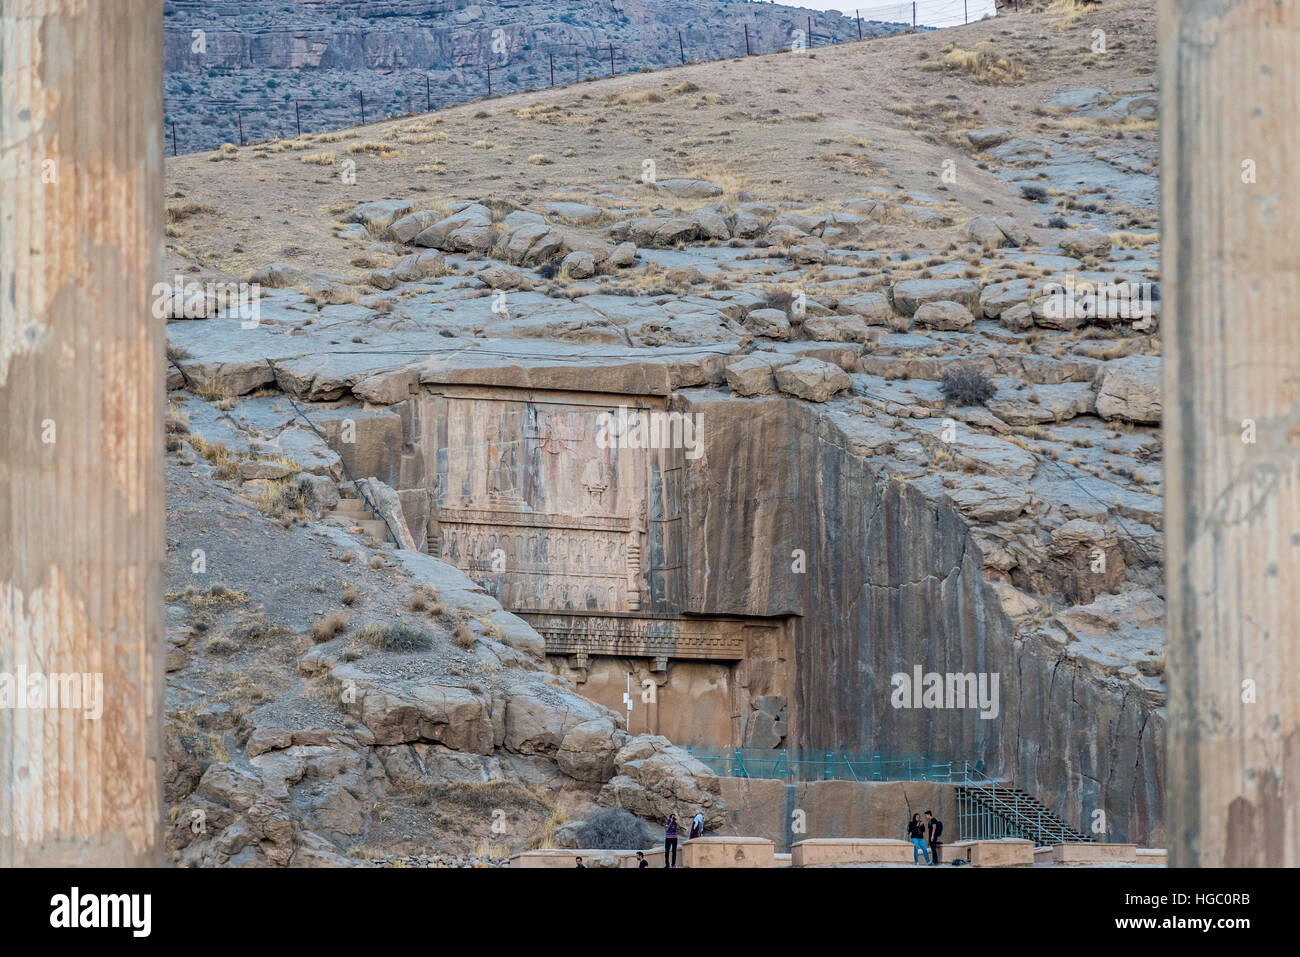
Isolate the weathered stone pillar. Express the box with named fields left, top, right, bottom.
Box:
left=0, top=0, right=164, bottom=865
left=1161, top=0, right=1300, bottom=867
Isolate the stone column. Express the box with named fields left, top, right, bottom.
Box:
left=1161, top=0, right=1300, bottom=867
left=0, top=0, right=164, bottom=865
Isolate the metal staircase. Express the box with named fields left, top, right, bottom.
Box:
left=955, top=776, right=1094, bottom=847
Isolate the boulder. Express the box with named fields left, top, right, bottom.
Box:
left=497, top=222, right=567, bottom=266
left=387, top=209, right=442, bottom=244
left=345, top=199, right=413, bottom=230
left=691, top=206, right=731, bottom=240
left=392, top=250, right=445, bottom=282
left=789, top=241, right=826, bottom=264
left=598, top=735, right=726, bottom=828
left=730, top=209, right=767, bottom=239
left=331, top=665, right=496, bottom=753
left=609, top=241, right=638, bottom=267
left=891, top=277, right=982, bottom=316
left=837, top=291, right=896, bottom=325
left=802, top=314, right=874, bottom=343
left=1060, top=228, right=1113, bottom=259
left=773, top=358, right=851, bottom=402
left=1094, top=355, right=1162, bottom=424
left=248, top=262, right=300, bottom=289
left=562, top=250, right=597, bottom=280
left=966, top=128, right=1011, bottom=149
left=913, top=300, right=975, bottom=331
left=413, top=204, right=494, bottom=252
left=556, top=718, right=629, bottom=784
left=725, top=354, right=787, bottom=397
left=476, top=262, right=525, bottom=289
left=627, top=217, right=699, bottom=248
left=545, top=201, right=604, bottom=225
left=745, top=307, right=793, bottom=340
left=994, top=216, right=1034, bottom=249
left=502, top=683, right=612, bottom=755
left=965, top=215, right=1007, bottom=251
left=657, top=177, right=724, bottom=199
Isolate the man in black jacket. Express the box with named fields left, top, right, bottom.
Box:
left=925, top=811, right=943, bottom=866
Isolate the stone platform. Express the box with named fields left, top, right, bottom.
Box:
left=791, top=838, right=914, bottom=867
left=947, top=838, right=1035, bottom=867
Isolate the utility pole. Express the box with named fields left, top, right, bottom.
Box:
left=856, top=10, right=863, bottom=41
left=171, top=119, right=178, bottom=156
left=549, top=52, right=555, bottom=87
left=425, top=74, right=431, bottom=111
left=609, top=43, right=615, bottom=77
left=679, top=30, right=685, bottom=65
left=359, top=90, right=365, bottom=124
left=487, top=62, right=492, bottom=96
left=295, top=100, right=301, bottom=137
left=237, top=111, right=244, bottom=146
left=0, top=0, right=165, bottom=867
left=1161, top=0, right=1300, bottom=867
left=745, top=23, right=751, bottom=56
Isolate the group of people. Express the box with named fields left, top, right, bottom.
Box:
left=661, top=810, right=705, bottom=866
left=573, top=810, right=705, bottom=868
left=906, top=811, right=943, bottom=865
left=575, top=809, right=944, bottom=867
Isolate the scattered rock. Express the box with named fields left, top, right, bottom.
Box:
left=656, top=178, right=724, bottom=199
left=1094, top=355, right=1162, bottom=424
left=914, top=300, right=975, bottom=331
left=774, top=357, right=851, bottom=402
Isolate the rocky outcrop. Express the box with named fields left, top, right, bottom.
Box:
left=598, top=735, right=726, bottom=827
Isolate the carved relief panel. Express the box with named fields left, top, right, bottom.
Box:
left=419, top=386, right=682, bottom=613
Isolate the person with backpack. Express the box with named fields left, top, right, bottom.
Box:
left=907, top=813, right=931, bottom=864
left=664, top=813, right=680, bottom=867
left=689, top=810, right=704, bottom=840
left=925, top=810, right=943, bottom=866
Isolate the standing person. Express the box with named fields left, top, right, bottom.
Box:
left=664, top=813, right=680, bottom=867
left=925, top=810, right=943, bottom=866
left=575, top=856, right=584, bottom=868
left=907, top=813, right=930, bottom=865
left=635, top=851, right=648, bottom=868
left=690, top=810, right=704, bottom=840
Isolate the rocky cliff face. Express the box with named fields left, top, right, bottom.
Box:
left=676, top=393, right=1165, bottom=845
left=164, top=0, right=881, bottom=151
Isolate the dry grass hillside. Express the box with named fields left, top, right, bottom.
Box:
left=165, top=0, right=1157, bottom=283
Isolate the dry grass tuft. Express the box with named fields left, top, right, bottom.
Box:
left=312, top=610, right=350, bottom=643
left=941, top=43, right=1026, bottom=84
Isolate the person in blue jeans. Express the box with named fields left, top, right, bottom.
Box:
left=664, top=813, right=680, bottom=867
left=907, top=813, right=931, bottom=864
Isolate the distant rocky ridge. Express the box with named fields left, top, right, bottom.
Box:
left=164, top=0, right=899, bottom=152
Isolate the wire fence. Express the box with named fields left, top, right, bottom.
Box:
left=682, top=747, right=988, bottom=782
left=164, top=0, right=1006, bottom=155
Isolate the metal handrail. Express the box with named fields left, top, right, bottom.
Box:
left=956, top=774, right=1092, bottom=845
